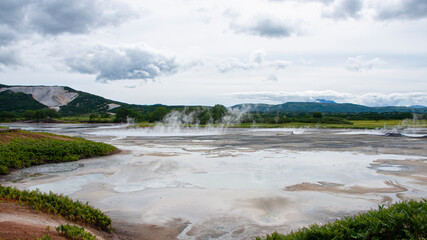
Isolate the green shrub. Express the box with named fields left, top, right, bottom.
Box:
left=0, top=185, right=113, bottom=232
left=257, top=200, right=427, bottom=240
left=56, top=224, right=97, bottom=240
left=36, top=234, right=52, bottom=240
left=0, top=130, right=117, bottom=174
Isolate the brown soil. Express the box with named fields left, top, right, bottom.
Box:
left=285, top=180, right=407, bottom=194
left=0, top=199, right=71, bottom=240
left=0, top=198, right=185, bottom=240
left=370, top=159, right=427, bottom=184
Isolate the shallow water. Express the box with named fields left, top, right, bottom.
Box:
left=1, top=123, right=427, bottom=239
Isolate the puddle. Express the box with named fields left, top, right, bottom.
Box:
left=28, top=174, right=104, bottom=195
left=18, top=162, right=84, bottom=174
left=114, top=184, right=146, bottom=193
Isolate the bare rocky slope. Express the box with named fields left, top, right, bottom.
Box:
left=0, top=86, right=78, bottom=109
left=0, top=84, right=127, bottom=115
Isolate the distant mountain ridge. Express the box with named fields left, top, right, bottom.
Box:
left=1, top=84, right=427, bottom=114
left=315, top=99, right=336, bottom=104
left=231, top=102, right=427, bottom=113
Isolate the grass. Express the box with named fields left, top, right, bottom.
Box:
left=55, top=116, right=91, bottom=123
left=134, top=119, right=427, bottom=129
left=0, top=129, right=117, bottom=237
left=0, top=185, right=113, bottom=232
left=256, top=200, right=427, bottom=240
left=232, top=119, right=427, bottom=129
left=0, top=130, right=118, bottom=174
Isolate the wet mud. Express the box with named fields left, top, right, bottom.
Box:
left=1, top=124, right=426, bottom=239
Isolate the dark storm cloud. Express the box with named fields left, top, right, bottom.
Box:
left=323, top=0, right=363, bottom=20
left=65, top=44, right=179, bottom=82
left=376, top=0, right=427, bottom=20
left=231, top=17, right=298, bottom=38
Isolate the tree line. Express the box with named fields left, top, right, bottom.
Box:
left=0, top=108, right=60, bottom=122
left=1, top=105, right=425, bottom=124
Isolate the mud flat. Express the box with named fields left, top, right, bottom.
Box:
left=1, top=124, right=426, bottom=239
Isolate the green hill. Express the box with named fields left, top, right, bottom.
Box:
left=59, top=87, right=123, bottom=116
left=232, top=102, right=427, bottom=113
left=1, top=83, right=426, bottom=116
left=0, top=84, right=185, bottom=117
left=0, top=90, right=46, bottom=113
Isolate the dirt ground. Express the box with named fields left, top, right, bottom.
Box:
left=0, top=198, right=186, bottom=240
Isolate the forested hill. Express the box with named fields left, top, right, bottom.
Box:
left=232, top=102, right=427, bottom=113
left=0, top=84, right=185, bottom=116
left=1, top=83, right=426, bottom=115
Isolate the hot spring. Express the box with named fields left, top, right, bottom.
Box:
left=1, top=123, right=426, bottom=239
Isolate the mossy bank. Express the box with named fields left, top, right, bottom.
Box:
left=0, top=129, right=118, bottom=174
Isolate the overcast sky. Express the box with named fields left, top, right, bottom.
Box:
left=1, top=0, right=426, bottom=107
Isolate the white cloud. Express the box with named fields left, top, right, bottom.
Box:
left=217, top=50, right=291, bottom=73
left=230, top=16, right=301, bottom=38
left=65, top=43, right=179, bottom=82
left=345, top=56, right=384, bottom=72
left=323, top=0, right=363, bottom=20
left=265, top=74, right=279, bottom=81
left=268, top=0, right=334, bottom=4
left=375, top=0, right=427, bottom=20
left=228, top=90, right=427, bottom=107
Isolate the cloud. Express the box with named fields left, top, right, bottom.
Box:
left=230, top=16, right=300, bottom=38
left=222, top=8, right=240, bottom=19
left=65, top=43, right=179, bottom=82
left=0, top=0, right=28, bottom=27
left=28, top=0, right=136, bottom=35
left=0, top=25, right=18, bottom=46
left=345, top=56, right=384, bottom=72
left=267, top=0, right=334, bottom=4
left=323, top=0, right=363, bottom=20
left=217, top=50, right=291, bottom=73
left=0, top=0, right=135, bottom=45
left=297, top=57, right=313, bottom=65
left=228, top=90, right=427, bottom=107
left=0, top=47, right=21, bottom=69
left=0, top=0, right=27, bottom=46
left=265, top=74, right=279, bottom=81
left=375, top=0, right=427, bottom=20
left=0, top=0, right=136, bottom=68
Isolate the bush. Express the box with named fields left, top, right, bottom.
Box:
left=257, top=200, right=427, bottom=240
left=0, top=185, right=113, bottom=232
left=0, top=130, right=117, bottom=174
left=56, top=224, right=97, bottom=240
